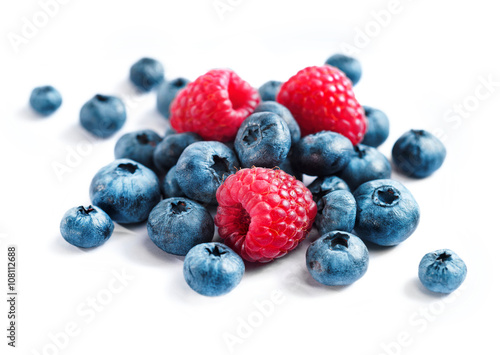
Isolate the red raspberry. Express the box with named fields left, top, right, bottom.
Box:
left=276, top=65, right=366, bottom=145
left=170, top=69, right=260, bottom=142
left=215, top=167, right=317, bottom=263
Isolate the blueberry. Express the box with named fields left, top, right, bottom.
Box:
left=418, top=249, right=467, bottom=293
left=258, top=80, right=282, bottom=101
left=147, top=197, right=214, bottom=256
left=89, top=159, right=161, bottom=224
left=325, top=54, right=362, bottom=86
left=353, top=179, right=420, bottom=246
left=165, top=126, right=177, bottom=136
left=307, top=175, right=350, bottom=212
left=176, top=141, right=239, bottom=204
left=292, top=131, right=353, bottom=176
left=157, top=78, right=190, bottom=118
left=361, top=106, right=390, bottom=147
left=80, top=94, right=126, bottom=138
left=278, top=153, right=303, bottom=181
left=153, top=132, right=202, bottom=174
left=183, top=242, right=245, bottom=296
left=161, top=165, right=185, bottom=198
left=114, top=129, right=162, bottom=171
left=60, top=205, right=114, bottom=248
left=338, top=144, right=392, bottom=190
left=29, top=85, right=62, bottom=115
left=129, top=57, right=164, bottom=91
left=306, top=231, right=369, bottom=286
left=392, top=129, right=446, bottom=178
left=253, top=101, right=301, bottom=145
left=235, top=112, right=291, bottom=168
left=316, top=190, right=356, bottom=236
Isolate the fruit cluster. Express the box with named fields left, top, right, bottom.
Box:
left=48, top=55, right=465, bottom=296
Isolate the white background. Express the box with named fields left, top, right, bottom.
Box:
left=1, top=0, right=499, bottom=354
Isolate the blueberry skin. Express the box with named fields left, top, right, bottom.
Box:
left=89, top=159, right=161, bottom=224
left=308, top=175, right=350, bottom=212
left=153, top=132, right=202, bottom=173
left=60, top=205, right=114, bottom=248
left=80, top=94, right=127, bottom=138
left=114, top=129, right=162, bottom=171
left=161, top=165, right=185, bottom=198
left=338, top=144, right=392, bottom=190
left=253, top=101, right=301, bottom=145
left=361, top=106, right=390, bottom=147
left=325, top=54, right=362, bottom=86
left=29, top=85, right=62, bottom=115
left=392, top=129, right=446, bottom=178
left=418, top=249, right=467, bottom=293
left=147, top=197, right=214, bottom=256
left=316, top=190, right=356, bottom=236
left=306, top=231, right=369, bottom=286
left=129, top=57, right=164, bottom=91
left=157, top=78, right=190, bottom=118
left=258, top=80, right=282, bottom=101
left=293, top=131, right=353, bottom=176
left=278, top=153, right=303, bottom=181
left=353, top=179, right=420, bottom=246
left=183, top=242, right=245, bottom=296
left=176, top=141, right=239, bottom=204
left=235, top=112, right=291, bottom=168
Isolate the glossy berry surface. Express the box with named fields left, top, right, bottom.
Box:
left=392, top=129, right=446, bottom=178
left=292, top=131, right=353, bottom=176
left=353, top=179, right=420, bottom=246
left=170, top=69, right=260, bottom=142
left=325, top=54, right=362, bottom=86
left=316, top=190, right=356, bottom=236
left=29, top=85, right=62, bottom=115
left=258, top=80, right=282, bottom=101
left=153, top=132, right=202, bottom=174
left=234, top=112, right=291, bottom=168
left=60, top=205, right=114, bottom=248
left=338, top=144, right=392, bottom=190
left=215, top=167, right=317, bottom=263
left=183, top=242, right=245, bottom=297
left=80, top=94, right=126, bottom=138
left=89, top=159, right=161, bottom=224
left=277, top=65, right=366, bottom=145
left=147, top=197, right=214, bottom=256
left=176, top=141, right=239, bottom=204
left=253, top=101, right=301, bottom=145
left=418, top=249, right=467, bottom=293
left=129, top=57, right=164, bottom=91
left=361, top=106, right=390, bottom=147
left=157, top=78, right=190, bottom=119
left=306, top=231, right=368, bottom=286
left=114, top=129, right=162, bottom=171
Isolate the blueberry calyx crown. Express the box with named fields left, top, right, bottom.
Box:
left=211, top=155, right=231, bottom=183
left=170, top=201, right=190, bottom=215
left=436, top=252, right=452, bottom=262
left=242, top=125, right=260, bottom=146
left=206, top=245, right=228, bottom=257
left=136, top=133, right=156, bottom=147
left=95, top=94, right=110, bottom=102
left=117, top=163, right=139, bottom=174
left=323, top=232, right=350, bottom=249
left=372, top=186, right=401, bottom=207
left=171, top=78, right=187, bottom=88
left=354, top=145, right=367, bottom=159
left=411, top=129, right=425, bottom=137
left=78, top=205, right=95, bottom=214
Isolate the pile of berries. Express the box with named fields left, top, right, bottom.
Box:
left=41, top=54, right=465, bottom=297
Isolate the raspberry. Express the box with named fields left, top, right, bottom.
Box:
left=214, top=167, right=317, bottom=263
left=276, top=65, right=366, bottom=145
left=170, top=69, right=260, bottom=142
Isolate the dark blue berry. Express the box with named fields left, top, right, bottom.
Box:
left=80, top=94, right=126, bottom=138
left=114, top=129, right=162, bottom=171
left=253, top=101, right=301, bottom=145
left=60, top=205, right=113, bottom=248
left=325, top=54, right=362, bottom=86
left=157, top=78, right=190, bottom=118
left=130, top=57, right=164, bottom=91
left=29, top=85, right=62, bottom=115
left=361, top=106, right=390, bottom=147
left=258, top=80, right=282, bottom=101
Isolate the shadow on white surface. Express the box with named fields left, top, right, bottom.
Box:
left=404, top=277, right=451, bottom=301
left=19, top=105, right=48, bottom=121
